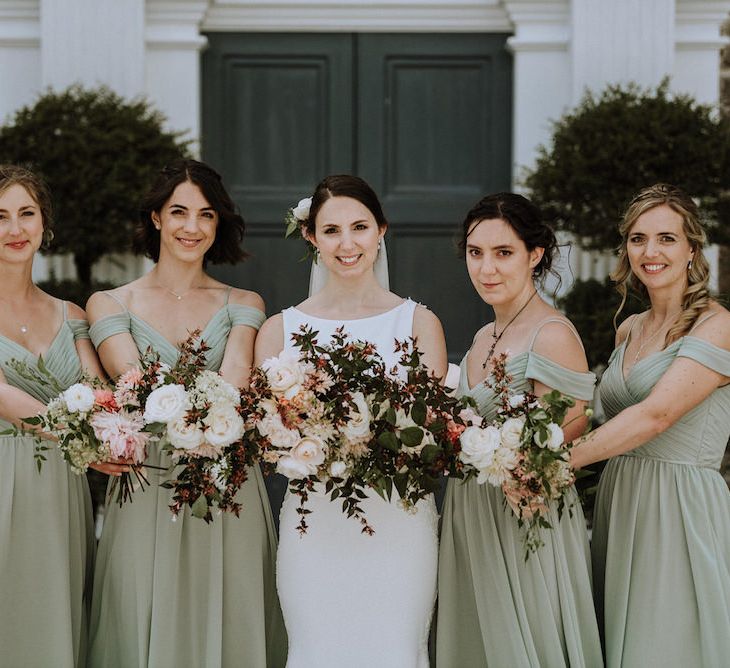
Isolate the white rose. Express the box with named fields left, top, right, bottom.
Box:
left=261, top=349, right=306, bottom=399
left=534, top=422, right=564, bottom=451
left=144, top=384, right=188, bottom=423
left=328, top=460, right=348, bottom=478
left=62, top=383, right=95, bottom=413
left=276, top=435, right=327, bottom=479
left=204, top=403, right=244, bottom=447
left=341, top=391, right=372, bottom=442
left=258, top=412, right=300, bottom=449
left=292, top=197, right=312, bottom=222
left=459, top=425, right=500, bottom=469
left=277, top=455, right=314, bottom=479
left=167, top=416, right=206, bottom=451
left=476, top=445, right=519, bottom=486
left=500, top=417, right=525, bottom=450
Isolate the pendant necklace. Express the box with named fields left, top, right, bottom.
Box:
left=158, top=285, right=197, bottom=301
left=632, top=310, right=681, bottom=364
left=20, top=324, right=28, bottom=334
left=483, top=290, right=538, bottom=368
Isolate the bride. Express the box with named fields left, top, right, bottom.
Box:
left=255, top=175, right=447, bottom=667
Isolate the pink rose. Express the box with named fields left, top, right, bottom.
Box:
left=94, top=389, right=118, bottom=411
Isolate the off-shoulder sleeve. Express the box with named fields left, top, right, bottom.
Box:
left=67, top=319, right=90, bottom=341
left=677, top=337, right=730, bottom=376
left=524, top=351, right=596, bottom=401
left=226, top=304, right=266, bottom=331
left=89, top=312, right=133, bottom=348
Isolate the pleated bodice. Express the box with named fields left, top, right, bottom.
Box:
left=599, top=336, right=730, bottom=469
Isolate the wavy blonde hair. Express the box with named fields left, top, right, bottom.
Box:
left=611, top=183, right=710, bottom=344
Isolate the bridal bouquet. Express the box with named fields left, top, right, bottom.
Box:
left=457, top=353, right=579, bottom=554
left=128, top=333, right=253, bottom=522
left=244, top=326, right=463, bottom=535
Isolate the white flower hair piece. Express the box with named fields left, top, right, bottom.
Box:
left=285, top=196, right=313, bottom=239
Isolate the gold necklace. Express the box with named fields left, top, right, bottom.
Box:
left=482, top=290, right=538, bottom=368
left=632, top=310, right=681, bottom=364
left=157, top=284, right=199, bottom=301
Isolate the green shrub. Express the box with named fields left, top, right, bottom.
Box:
left=0, top=86, right=190, bottom=286
left=558, top=277, right=646, bottom=370
left=525, top=80, right=730, bottom=251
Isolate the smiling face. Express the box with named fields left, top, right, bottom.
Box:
left=152, top=180, right=218, bottom=264
left=0, top=183, right=44, bottom=264
left=308, top=196, right=385, bottom=279
left=625, top=204, right=694, bottom=293
left=465, top=218, right=543, bottom=307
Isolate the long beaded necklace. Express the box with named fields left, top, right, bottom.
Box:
left=482, top=290, right=538, bottom=369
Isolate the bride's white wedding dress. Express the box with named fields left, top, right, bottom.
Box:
left=276, top=298, right=439, bottom=668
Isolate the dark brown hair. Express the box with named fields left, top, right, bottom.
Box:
left=305, top=175, right=388, bottom=237
left=135, top=159, right=247, bottom=264
left=459, top=192, right=558, bottom=282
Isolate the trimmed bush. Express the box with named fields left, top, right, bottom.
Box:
left=0, top=85, right=190, bottom=286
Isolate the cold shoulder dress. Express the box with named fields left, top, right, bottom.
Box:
left=593, top=334, right=730, bottom=667
left=87, top=294, right=286, bottom=668
left=438, top=323, right=602, bottom=667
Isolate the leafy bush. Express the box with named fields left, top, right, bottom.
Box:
left=0, top=86, right=190, bottom=286
left=558, top=278, right=646, bottom=370
left=525, top=80, right=730, bottom=251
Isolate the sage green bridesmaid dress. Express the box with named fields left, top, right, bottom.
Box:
left=0, top=304, right=95, bottom=668
left=87, top=292, right=286, bottom=668
left=437, top=321, right=603, bottom=668
left=593, top=334, right=730, bottom=667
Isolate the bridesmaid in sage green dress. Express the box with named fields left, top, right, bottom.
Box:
left=0, top=166, right=103, bottom=667
left=437, top=193, right=602, bottom=667
left=86, top=160, right=286, bottom=668
left=570, top=184, right=730, bottom=667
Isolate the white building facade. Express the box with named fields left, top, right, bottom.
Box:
left=1, top=0, right=728, bottom=288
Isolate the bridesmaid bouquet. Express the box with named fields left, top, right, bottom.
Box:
left=457, top=353, right=579, bottom=554
left=127, top=333, right=253, bottom=522
left=244, top=326, right=463, bottom=535
left=4, top=357, right=151, bottom=504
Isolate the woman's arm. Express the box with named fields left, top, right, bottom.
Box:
left=531, top=320, right=592, bottom=443
left=218, top=289, right=266, bottom=389
left=571, top=313, right=730, bottom=469
left=0, top=366, right=48, bottom=428
left=86, top=291, right=141, bottom=378
left=84, top=293, right=138, bottom=475
left=254, top=314, right=285, bottom=368
left=412, top=306, right=448, bottom=382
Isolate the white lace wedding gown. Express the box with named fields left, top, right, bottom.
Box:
left=277, top=299, right=439, bottom=668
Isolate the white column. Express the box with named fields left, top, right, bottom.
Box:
left=40, top=0, right=145, bottom=96
left=504, top=0, right=571, bottom=185
left=145, top=0, right=209, bottom=153
left=571, top=0, right=675, bottom=100
left=0, top=0, right=41, bottom=124
left=674, top=0, right=730, bottom=104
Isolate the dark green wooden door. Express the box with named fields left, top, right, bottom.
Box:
left=202, top=32, right=511, bottom=360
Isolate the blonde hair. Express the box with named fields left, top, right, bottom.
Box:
left=611, top=183, right=710, bottom=344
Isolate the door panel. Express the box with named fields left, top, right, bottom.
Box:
left=202, top=34, right=353, bottom=310
left=357, top=34, right=512, bottom=358
left=202, top=32, right=512, bottom=360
